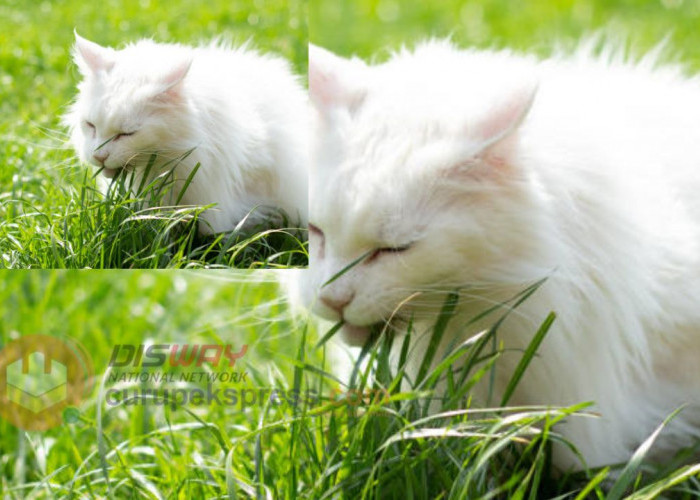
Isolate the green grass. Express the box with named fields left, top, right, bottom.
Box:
left=0, top=0, right=307, bottom=268
left=3, top=159, right=308, bottom=269
left=2, top=273, right=699, bottom=498
left=0, top=271, right=315, bottom=497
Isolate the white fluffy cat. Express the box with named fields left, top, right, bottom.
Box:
left=64, top=33, right=308, bottom=234
left=303, top=40, right=700, bottom=470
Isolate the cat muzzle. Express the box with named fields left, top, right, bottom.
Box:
left=101, top=166, right=123, bottom=179
left=340, top=323, right=372, bottom=346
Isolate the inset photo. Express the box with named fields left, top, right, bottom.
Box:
left=0, top=0, right=308, bottom=268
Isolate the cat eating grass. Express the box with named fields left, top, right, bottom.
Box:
left=303, top=40, right=700, bottom=471
left=63, top=33, right=308, bottom=235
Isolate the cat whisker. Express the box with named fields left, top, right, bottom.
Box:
left=371, top=286, right=543, bottom=327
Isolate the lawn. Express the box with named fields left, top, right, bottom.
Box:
left=0, top=0, right=308, bottom=268
left=2, top=272, right=699, bottom=499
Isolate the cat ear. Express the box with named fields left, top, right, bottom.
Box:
left=73, top=32, right=115, bottom=74
left=444, top=80, right=538, bottom=179
left=309, top=44, right=367, bottom=114
left=156, top=59, right=192, bottom=98
left=161, top=59, right=192, bottom=91
left=472, top=78, right=538, bottom=151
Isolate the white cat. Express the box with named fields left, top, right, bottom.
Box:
left=303, top=40, right=700, bottom=470
left=64, top=33, right=308, bottom=234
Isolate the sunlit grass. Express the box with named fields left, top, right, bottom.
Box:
left=2, top=273, right=698, bottom=498
left=1, top=155, right=308, bottom=269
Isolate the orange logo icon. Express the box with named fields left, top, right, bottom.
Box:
left=0, top=335, right=93, bottom=431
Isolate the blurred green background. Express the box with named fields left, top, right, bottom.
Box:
left=0, top=271, right=290, bottom=372
left=310, top=0, right=700, bottom=68
left=0, top=271, right=314, bottom=495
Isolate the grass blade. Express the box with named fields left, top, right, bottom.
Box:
left=500, top=312, right=556, bottom=406
left=607, top=407, right=685, bottom=500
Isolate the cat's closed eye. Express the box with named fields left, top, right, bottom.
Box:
left=310, top=222, right=412, bottom=263
left=114, top=131, right=136, bottom=140
left=309, top=223, right=323, bottom=234
left=309, top=223, right=325, bottom=255
left=84, top=121, right=96, bottom=136
left=366, top=243, right=412, bottom=263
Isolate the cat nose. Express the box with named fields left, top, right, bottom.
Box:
left=320, top=293, right=354, bottom=315
left=93, top=150, right=109, bottom=164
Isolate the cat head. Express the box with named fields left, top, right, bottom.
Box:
left=64, top=33, right=194, bottom=178
left=304, top=42, right=547, bottom=345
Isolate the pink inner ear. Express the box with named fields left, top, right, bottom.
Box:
left=154, top=59, right=192, bottom=101
left=445, top=82, right=538, bottom=181
left=475, top=82, right=538, bottom=148
left=161, top=60, right=192, bottom=91
left=309, top=44, right=366, bottom=112
left=309, top=66, right=335, bottom=109
left=74, top=34, right=114, bottom=73
left=309, top=45, right=341, bottom=109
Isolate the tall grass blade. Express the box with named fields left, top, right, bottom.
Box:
left=607, top=407, right=685, bottom=500
left=500, top=312, right=556, bottom=406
